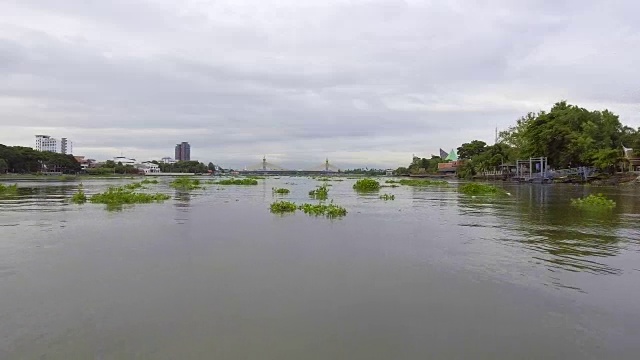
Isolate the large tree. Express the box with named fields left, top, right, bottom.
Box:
left=498, top=101, right=624, bottom=168
left=457, top=140, right=487, bottom=160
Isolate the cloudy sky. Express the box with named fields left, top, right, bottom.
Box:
left=1, top=0, right=638, bottom=169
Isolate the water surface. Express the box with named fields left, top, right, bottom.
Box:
left=1, top=177, right=639, bottom=359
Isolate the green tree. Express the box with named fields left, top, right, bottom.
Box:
left=208, top=162, right=215, bottom=171
left=0, top=158, right=7, bottom=173
left=457, top=140, right=487, bottom=160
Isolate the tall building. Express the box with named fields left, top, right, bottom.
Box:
left=35, top=135, right=72, bottom=154
left=174, top=142, right=191, bottom=161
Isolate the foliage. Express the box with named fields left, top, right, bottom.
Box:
left=298, top=202, right=347, bottom=218
left=89, top=186, right=170, bottom=208
left=570, top=193, right=616, bottom=210
left=272, top=188, right=290, bottom=194
left=214, top=178, right=258, bottom=185
left=0, top=158, right=7, bottom=173
left=343, top=168, right=385, bottom=175
left=395, top=167, right=409, bottom=175
left=123, top=182, right=144, bottom=190
left=499, top=101, right=627, bottom=169
left=398, top=179, right=449, bottom=186
left=151, top=160, right=209, bottom=174
left=0, top=144, right=81, bottom=173
left=457, top=140, right=488, bottom=160
left=459, top=183, right=508, bottom=196
left=169, top=178, right=201, bottom=190
left=140, top=178, right=159, bottom=184
left=407, top=156, right=446, bottom=174
left=385, top=179, right=399, bottom=183
left=316, top=177, right=331, bottom=181
left=591, top=149, right=620, bottom=174
left=0, top=183, right=18, bottom=195
left=71, top=187, right=87, bottom=204
left=309, top=184, right=329, bottom=200
left=353, top=178, right=380, bottom=192
left=379, top=193, right=395, bottom=200
left=270, top=201, right=297, bottom=213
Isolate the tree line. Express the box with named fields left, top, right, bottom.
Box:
left=397, top=101, right=640, bottom=178
left=0, top=144, right=80, bottom=173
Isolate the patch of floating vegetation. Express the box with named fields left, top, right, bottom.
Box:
left=459, top=183, right=508, bottom=196
left=89, top=186, right=170, bottom=209
left=299, top=202, right=347, bottom=218
left=385, top=179, right=399, bottom=184
left=71, top=185, right=87, bottom=204
left=123, top=182, right=144, bottom=190
left=316, top=177, right=331, bottom=181
left=248, top=176, right=265, bottom=179
left=0, top=183, right=18, bottom=195
left=272, top=188, right=290, bottom=195
left=379, top=193, right=395, bottom=200
left=140, top=178, right=159, bottom=184
left=170, top=178, right=202, bottom=190
left=398, top=179, right=449, bottom=186
left=570, top=193, right=616, bottom=210
left=214, top=178, right=259, bottom=185
left=270, top=200, right=297, bottom=213
left=353, top=178, right=380, bottom=192
left=309, top=184, right=329, bottom=200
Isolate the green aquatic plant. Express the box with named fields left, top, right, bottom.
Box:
left=353, top=178, right=380, bottom=192
left=459, top=183, right=508, bottom=196
left=398, top=179, right=449, bottom=186
left=140, top=178, right=159, bottom=184
left=570, top=193, right=616, bottom=210
left=316, top=177, right=331, bottom=181
left=248, top=176, right=265, bottom=179
left=385, top=179, right=399, bottom=184
left=123, top=182, right=144, bottom=190
left=170, top=178, right=202, bottom=190
left=270, top=200, right=297, bottom=213
left=298, top=201, right=347, bottom=218
left=309, top=184, right=329, bottom=200
left=215, top=178, right=259, bottom=185
left=90, top=186, right=170, bottom=207
left=71, top=184, right=87, bottom=204
left=379, top=193, right=395, bottom=200
left=0, top=183, right=18, bottom=195
left=272, top=188, right=290, bottom=195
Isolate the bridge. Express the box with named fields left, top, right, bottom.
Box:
left=240, top=156, right=341, bottom=175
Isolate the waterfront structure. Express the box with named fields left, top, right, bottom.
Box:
left=113, top=156, right=136, bottom=165
left=137, top=162, right=161, bottom=174
left=34, top=135, right=73, bottom=154
left=73, top=156, right=96, bottom=170
left=175, top=142, right=191, bottom=161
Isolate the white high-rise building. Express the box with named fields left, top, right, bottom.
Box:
left=34, top=135, right=72, bottom=154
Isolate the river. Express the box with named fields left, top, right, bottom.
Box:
left=1, top=177, right=639, bottom=359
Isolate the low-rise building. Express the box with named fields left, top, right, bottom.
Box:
left=137, top=162, right=161, bottom=174
left=113, top=156, right=136, bottom=166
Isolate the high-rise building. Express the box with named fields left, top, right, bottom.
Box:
left=35, top=135, right=72, bottom=154
left=174, top=142, right=191, bottom=161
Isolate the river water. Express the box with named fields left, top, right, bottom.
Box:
left=1, top=177, right=639, bottom=359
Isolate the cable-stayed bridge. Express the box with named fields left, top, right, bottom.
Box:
left=241, top=156, right=341, bottom=175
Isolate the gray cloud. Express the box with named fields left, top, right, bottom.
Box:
left=1, top=0, right=639, bottom=169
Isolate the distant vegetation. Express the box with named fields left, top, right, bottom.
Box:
left=459, top=183, right=508, bottom=196
left=398, top=179, right=449, bottom=186
left=299, top=202, right=347, bottom=218
left=71, top=186, right=87, bottom=204
left=0, top=144, right=80, bottom=173
left=88, top=186, right=170, bottom=209
left=0, top=183, right=18, bottom=195
left=379, top=194, right=395, bottom=200
left=571, top=194, right=616, bottom=210
left=353, top=178, right=380, bottom=192
left=272, top=188, right=290, bottom=195
left=309, top=184, right=329, bottom=200
left=141, top=179, right=159, bottom=184
left=270, top=201, right=297, bottom=213
left=170, top=178, right=201, bottom=190
left=215, top=178, right=259, bottom=185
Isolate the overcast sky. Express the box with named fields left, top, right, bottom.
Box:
left=1, top=0, right=638, bottom=169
